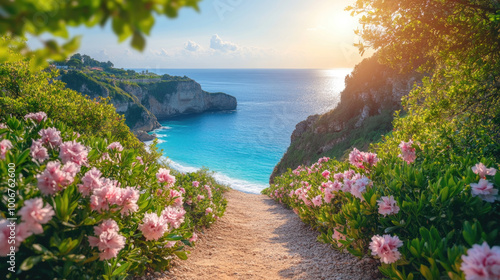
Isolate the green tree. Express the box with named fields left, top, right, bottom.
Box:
left=0, top=0, right=202, bottom=68
left=349, top=0, right=500, bottom=161
left=66, top=57, right=82, bottom=68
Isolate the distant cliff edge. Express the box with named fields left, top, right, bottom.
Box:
left=270, top=55, right=423, bottom=183
left=60, top=71, right=237, bottom=141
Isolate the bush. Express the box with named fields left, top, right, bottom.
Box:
left=0, top=114, right=227, bottom=279
left=263, top=135, right=499, bottom=279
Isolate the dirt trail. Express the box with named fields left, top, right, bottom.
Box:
left=157, top=190, right=380, bottom=280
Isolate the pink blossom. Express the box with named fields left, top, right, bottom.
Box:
left=139, top=213, right=169, bottom=241
left=0, top=139, right=13, bottom=160
left=136, top=156, right=144, bottom=165
left=197, top=194, right=205, bottom=201
left=369, top=234, right=403, bottom=264
left=119, top=187, right=140, bottom=216
left=18, top=198, right=55, bottom=234
left=332, top=227, right=346, bottom=242
left=156, top=168, right=176, bottom=186
left=78, top=168, right=103, bottom=196
left=59, top=140, right=88, bottom=166
left=363, top=152, right=379, bottom=166
left=170, top=189, right=183, bottom=207
left=398, top=140, right=416, bottom=164
left=161, top=206, right=186, bottom=229
left=88, top=219, right=126, bottom=260
left=333, top=173, right=344, bottom=181
left=351, top=177, right=371, bottom=199
left=61, top=162, right=80, bottom=177
left=192, top=181, right=200, bottom=187
left=165, top=241, right=177, bottom=248
left=0, top=123, right=7, bottom=129
left=312, top=195, right=323, bottom=207
left=107, top=142, right=124, bottom=152
left=349, top=148, right=365, bottom=168
left=205, top=207, right=213, bottom=215
left=36, top=161, right=75, bottom=195
left=471, top=179, right=498, bottom=203
left=461, top=242, right=500, bottom=280
left=90, top=179, right=122, bottom=212
left=343, top=169, right=356, bottom=180
left=318, top=157, right=330, bottom=163
left=16, top=222, right=33, bottom=243
left=472, top=163, right=497, bottom=179
left=30, top=140, right=48, bottom=163
left=24, top=112, right=47, bottom=123
left=189, top=232, right=198, bottom=242
left=322, top=170, right=330, bottom=179
left=39, top=127, right=62, bottom=147
left=179, top=187, right=186, bottom=194
left=378, top=196, right=400, bottom=217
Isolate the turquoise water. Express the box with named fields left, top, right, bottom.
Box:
left=136, top=69, right=352, bottom=193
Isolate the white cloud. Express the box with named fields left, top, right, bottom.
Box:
left=184, top=40, right=201, bottom=52
left=210, top=34, right=239, bottom=52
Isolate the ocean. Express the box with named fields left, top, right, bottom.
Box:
left=134, top=69, right=352, bottom=194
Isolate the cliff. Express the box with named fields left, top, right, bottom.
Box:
left=60, top=71, right=237, bottom=140
left=270, top=55, right=423, bottom=183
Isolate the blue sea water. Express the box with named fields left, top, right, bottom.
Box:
left=134, top=69, right=352, bottom=194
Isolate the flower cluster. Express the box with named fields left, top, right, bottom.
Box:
left=461, top=242, right=500, bottom=280
left=88, top=219, right=126, bottom=260
left=369, top=234, right=403, bottom=264
left=349, top=148, right=379, bottom=168
left=398, top=140, right=416, bottom=164
left=470, top=163, right=498, bottom=202
left=25, top=112, right=47, bottom=123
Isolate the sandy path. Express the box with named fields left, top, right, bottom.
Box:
left=157, top=190, right=380, bottom=280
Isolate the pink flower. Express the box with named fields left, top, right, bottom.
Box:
left=470, top=179, right=498, bottom=203
left=197, top=194, right=205, bottom=201
left=24, top=112, right=47, bottom=123
left=136, top=156, right=144, bottom=165
left=205, top=207, right=213, bottom=215
left=90, top=179, right=122, bottom=212
left=369, top=234, right=403, bottom=264
left=30, top=140, right=49, bottom=163
left=332, top=227, right=346, bottom=242
left=88, top=219, right=126, bottom=260
left=107, top=142, right=124, bottom=152
left=312, top=195, right=323, bottom=207
left=318, top=157, right=330, bottom=163
left=0, top=139, right=13, bottom=160
left=39, top=127, right=62, bottom=147
left=350, top=176, right=371, bottom=199
left=349, top=148, right=365, bottom=168
left=139, top=213, right=169, bottom=241
left=363, top=152, right=379, bottom=166
left=343, top=169, right=356, bottom=180
left=161, top=206, right=186, bottom=229
left=165, top=241, right=177, bottom=248
left=156, top=168, right=176, bottom=186
left=472, top=163, right=497, bottom=179
left=18, top=198, right=55, bottom=234
left=169, top=189, right=183, bottom=207
left=119, top=187, right=140, bottom=216
left=36, top=161, right=75, bottom=195
left=322, top=170, right=330, bottom=179
left=61, top=162, right=80, bottom=177
left=59, top=140, right=88, bottom=166
left=333, top=173, right=344, bottom=181
left=0, top=123, right=7, bottom=129
left=78, top=168, right=103, bottom=196
left=378, top=196, right=400, bottom=217
left=189, top=232, right=198, bottom=242
left=461, top=242, right=500, bottom=280
left=398, top=140, right=416, bottom=164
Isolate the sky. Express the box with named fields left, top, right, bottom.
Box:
left=30, top=0, right=371, bottom=69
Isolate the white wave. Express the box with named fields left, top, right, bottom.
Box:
left=156, top=139, right=166, bottom=144
left=165, top=158, right=267, bottom=194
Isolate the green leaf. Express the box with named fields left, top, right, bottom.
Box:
left=420, top=264, right=433, bottom=280
left=174, top=251, right=188, bottom=260
left=20, top=256, right=42, bottom=271
left=111, top=262, right=131, bottom=276
left=131, top=32, right=146, bottom=50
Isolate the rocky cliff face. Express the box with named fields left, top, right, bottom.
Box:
left=270, top=56, right=422, bottom=183
left=60, top=71, right=237, bottom=140
left=137, top=81, right=237, bottom=120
